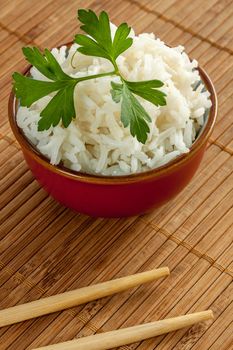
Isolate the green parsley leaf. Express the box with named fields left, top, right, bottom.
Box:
left=111, top=82, right=151, bottom=143
left=75, top=9, right=133, bottom=65
left=110, top=82, right=123, bottom=103
left=13, top=48, right=77, bottom=130
left=74, top=34, right=111, bottom=61
left=112, top=23, right=133, bottom=59
left=126, top=80, right=164, bottom=89
left=38, top=82, right=76, bottom=130
left=75, top=9, right=113, bottom=62
left=22, top=47, right=71, bottom=81
left=78, top=9, right=112, bottom=49
left=126, top=80, right=167, bottom=106
left=13, top=72, right=67, bottom=107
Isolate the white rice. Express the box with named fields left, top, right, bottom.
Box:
left=17, top=24, right=212, bottom=176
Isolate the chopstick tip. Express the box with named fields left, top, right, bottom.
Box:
left=160, top=266, right=170, bottom=276
left=197, top=309, right=214, bottom=321
left=207, top=309, right=214, bottom=320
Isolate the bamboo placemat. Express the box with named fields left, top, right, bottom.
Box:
left=0, top=0, right=233, bottom=349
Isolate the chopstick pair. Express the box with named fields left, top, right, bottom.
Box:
left=0, top=267, right=214, bottom=350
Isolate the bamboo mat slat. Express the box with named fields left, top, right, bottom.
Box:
left=0, top=28, right=12, bottom=43
left=217, top=125, right=233, bottom=151
left=125, top=0, right=233, bottom=53
left=0, top=0, right=233, bottom=349
left=0, top=0, right=55, bottom=29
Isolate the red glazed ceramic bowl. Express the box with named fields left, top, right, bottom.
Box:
left=9, top=66, right=217, bottom=218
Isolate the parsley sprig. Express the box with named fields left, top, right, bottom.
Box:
left=13, top=9, right=166, bottom=143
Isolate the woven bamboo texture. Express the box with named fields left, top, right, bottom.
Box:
left=0, top=0, right=233, bottom=349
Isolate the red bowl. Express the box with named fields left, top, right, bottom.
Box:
left=8, top=65, right=217, bottom=217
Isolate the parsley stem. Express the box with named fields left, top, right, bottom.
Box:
left=112, top=60, right=119, bottom=74
left=71, top=51, right=77, bottom=69
left=76, top=70, right=117, bottom=83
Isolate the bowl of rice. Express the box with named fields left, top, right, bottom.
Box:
left=9, top=26, right=217, bottom=218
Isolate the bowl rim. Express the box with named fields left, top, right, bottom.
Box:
left=8, top=56, right=217, bottom=184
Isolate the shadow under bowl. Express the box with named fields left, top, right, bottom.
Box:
left=9, top=65, right=217, bottom=217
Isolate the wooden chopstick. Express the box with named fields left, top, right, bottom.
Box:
left=33, top=310, right=214, bottom=350
left=0, top=267, right=169, bottom=328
